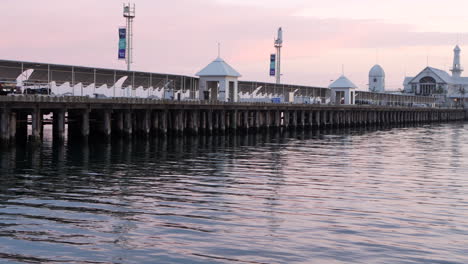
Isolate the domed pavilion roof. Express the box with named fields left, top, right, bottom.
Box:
left=329, top=75, right=358, bottom=89
left=196, top=57, right=241, bottom=77
left=369, top=64, right=385, bottom=77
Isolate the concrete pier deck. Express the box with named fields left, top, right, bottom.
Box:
left=1, top=95, right=467, bottom=142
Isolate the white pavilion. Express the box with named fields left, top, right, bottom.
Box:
left=196, top=57, right=241, bottom=102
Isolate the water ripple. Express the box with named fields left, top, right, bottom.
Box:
left=0, top=123, right=468, bottom=263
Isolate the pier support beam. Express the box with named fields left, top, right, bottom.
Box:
left=0, top=109, right=10, bottom=141
left=9, top=111, right=16, bottom=140
left=300, top=110, right=305, bottom=128
left=231, top=110, right=238, bottom=132
left=243, top=111, right=249, bottom=131
left=315, top=111, right=321, bottom=127
left=101, top=110, right=112, bottom=137
left=81, top=110, right=90, bottom=137
left=292, top=110, right=298, bottom=128
left=322, top=111, right=327, bottom=127
left=213, top=111, right=219, bottom=133
left=141, top=110, right=151, bottom=135
left=207, top=110, right=213, bottom=134
left=275, top=111, right=281, bottom=128
left=31, top=109, right=42, bottom=141
left=265, top=111, right=271, bottom=129
left=152, top=111, right=159, bottom=134
left=53, top=109, right=66, bottom=140
left=307, top=111, right=313, bottom=128
left=161, top=110, right=168, bottom=135
left=114, top=112, right=124, bottom=135
left=220, top=110, right=226, bottom=133
left=16, top=112, right=28, bottom=140
left=124, top=110, right=133, bottom=136
left=194, top=110, right=200, bottom=134
left=284, top=111, right=289, bottom=129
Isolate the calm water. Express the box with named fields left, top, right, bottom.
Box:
left=0, top=123, right=468, bottom=264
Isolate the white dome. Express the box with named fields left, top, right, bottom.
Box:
left=369, top=64, right=385, bottom=77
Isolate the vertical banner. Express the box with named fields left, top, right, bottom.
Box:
left=118, top=27, right=127, bottom=60
left=269, top=54, right=276, bottom=76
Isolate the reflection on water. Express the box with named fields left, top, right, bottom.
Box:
left=1, top=123, right=468, bottom=264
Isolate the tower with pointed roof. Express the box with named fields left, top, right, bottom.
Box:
left=450, top=45, right=463, bottom=78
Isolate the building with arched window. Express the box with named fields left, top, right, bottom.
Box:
left=403, top=46, right=468, bottom=102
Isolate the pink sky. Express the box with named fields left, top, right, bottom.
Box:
left=1, top=0, right=467, bottom=90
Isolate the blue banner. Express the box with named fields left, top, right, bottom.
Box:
left=269, top=54, right=276, bottom=76
left=118, top=28, right=126, bottom=60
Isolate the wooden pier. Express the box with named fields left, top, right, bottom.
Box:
left=1, top=95, right=467, bottom=142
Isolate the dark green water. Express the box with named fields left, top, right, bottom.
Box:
left=0, top=123, right=468, bottom=264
